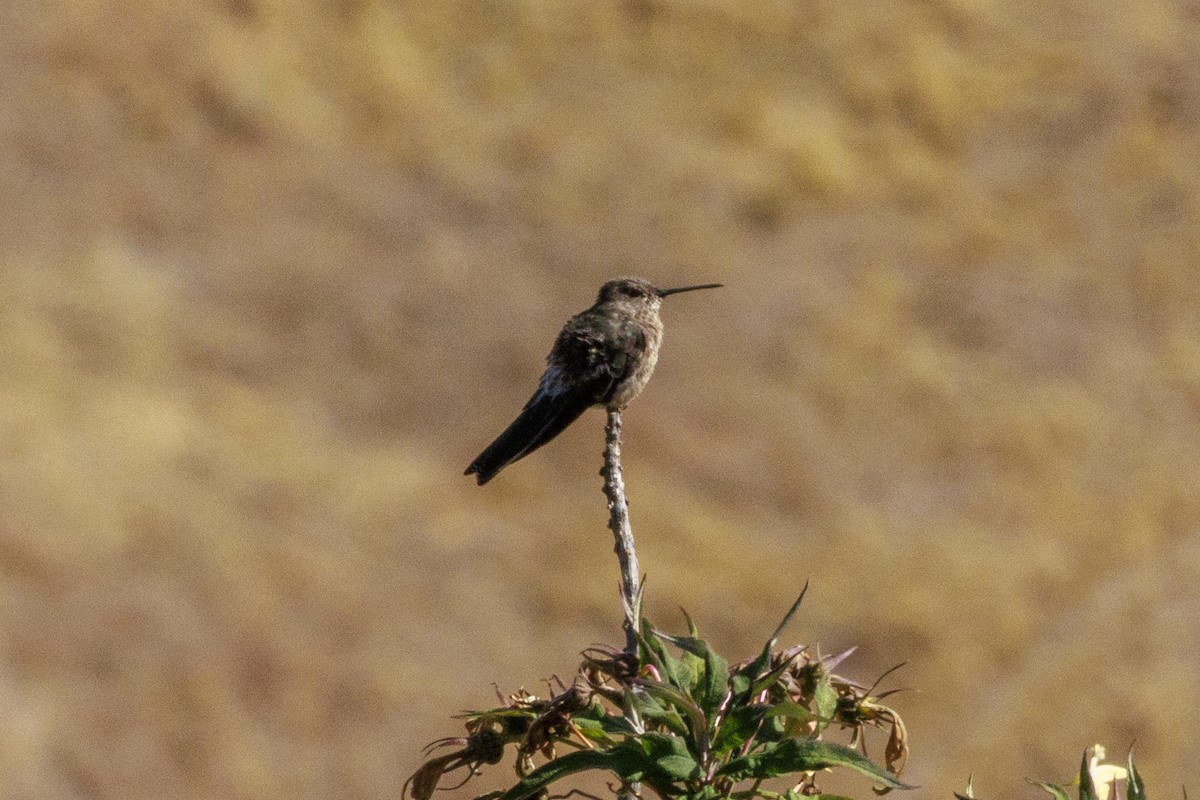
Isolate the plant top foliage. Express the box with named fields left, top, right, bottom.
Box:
left=405, top=587, right=911, bottom=800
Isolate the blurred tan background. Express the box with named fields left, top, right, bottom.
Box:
left=2, top=1, right=1199, bottom=798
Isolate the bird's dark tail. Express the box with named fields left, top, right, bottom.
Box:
left=464, top=390, right=592, bottom=485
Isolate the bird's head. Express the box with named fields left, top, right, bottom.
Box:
left=595, top=277, right=722, bottom=309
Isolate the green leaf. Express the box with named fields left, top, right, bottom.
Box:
left=568, top=717, right=619, bottom=746
left=1126, top=750, right=1146, bottom=800
left=718, top=738, right=913, bottom=789
left=637, top=628, right=669, bottom=676
left=747, top=583, right=809, bottom=682
left=813, top=669, right=838, bottom=734
left=711, top=703, right=771, bottom=754
left=594, top=711, right=638, bottom=736
left=1080, top=750, right=1099, bottom=800
left=1029, top=781, right=1072, bottom=800
left=641, top=629, right=693, bottom=692
left=763, top=699, right=811, bottom=720
left=496, top=749, right=643, bottom=800
left=680, top=650, right=707, bottom=702
left=655, top=633, right=732, bottom=715
left=749, top=648, right=805, bottom=697
left=630, top=689, right=690, bottom=737
left=637, top=731, right=691, bottom=756
left=764, top=698, right=819, bottom=729
left=497, top=735, right=700, bottom=800
left=635, top=680, right=708, bottom=736
left=638, top=733, right=700, bottom=782
left=656, top=753, right=700, bottom=780
left=648, top=633, right=729, bottom=714
left=655, top=632, right=710, bottom=659
left=703, top=648, right=731, bottom=715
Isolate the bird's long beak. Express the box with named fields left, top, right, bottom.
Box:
left=657, top=282, right=723, bottom=297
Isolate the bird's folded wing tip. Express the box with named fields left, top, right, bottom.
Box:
left=464, top=464, right=492, bottom=485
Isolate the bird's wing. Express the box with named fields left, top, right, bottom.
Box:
left=551, top=315, right=646, bottom=403
left=462, top=318, right=644, bottom=485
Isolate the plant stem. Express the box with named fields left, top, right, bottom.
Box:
left=601, top=408, right=641, bottom=653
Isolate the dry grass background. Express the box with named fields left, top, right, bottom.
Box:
left=2, top=0, right=1199, bottom=798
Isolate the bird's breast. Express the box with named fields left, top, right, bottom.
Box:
left=607, top=318, right=663, bottom=409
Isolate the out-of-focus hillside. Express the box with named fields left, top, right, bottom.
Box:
left=2, top=1, right=1199, bottom=797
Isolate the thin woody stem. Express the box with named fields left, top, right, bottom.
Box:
left=601, top=408, right=641, bottom=653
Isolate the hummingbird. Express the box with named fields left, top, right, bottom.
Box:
left=464, top=277, right=722, bottom=485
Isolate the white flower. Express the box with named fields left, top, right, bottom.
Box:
left=1088, top=744, right=1129, bottom=800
